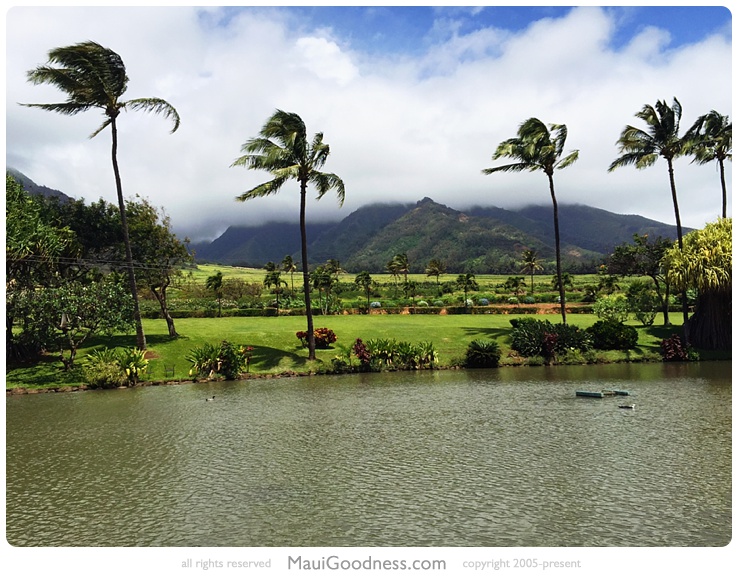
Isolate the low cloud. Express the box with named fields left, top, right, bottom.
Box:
left=6, top=6, right=731, bottom=242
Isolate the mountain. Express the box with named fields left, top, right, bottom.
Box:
left=7, top=168, right=73, bottom=203
left=191, top=197, right=686, bottom=273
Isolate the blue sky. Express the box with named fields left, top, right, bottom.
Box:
left=5, top=5, right=732, bottom=241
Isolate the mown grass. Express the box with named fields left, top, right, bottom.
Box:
left=6, top=312, right=713, bottom=391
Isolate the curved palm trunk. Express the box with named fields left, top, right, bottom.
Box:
left=111, top=117, right=146, bottom=350
left=548, top=174, right=567, bottom=324
left=299, top=178, right=316, bottom=360
left=666, top=158, right=690, bottom=328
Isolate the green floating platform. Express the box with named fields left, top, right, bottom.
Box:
left=576, top=390, right=631, bottom=398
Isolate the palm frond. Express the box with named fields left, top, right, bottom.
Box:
left=310, top=171, right=345, bottom=205
left=19, top=101, right=94, bottom=116
left=124, top=98, right=180, bottom=133
left=235, top=177, right=288, bottom=201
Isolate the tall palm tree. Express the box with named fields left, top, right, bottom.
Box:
left=685, top=110, right=732, bottom=218
left=22, top=41, right=180, bottom=350
left=608, top=97, right=689, bottom=325
left=232, top=110, right=345, bottom=360
left=520, top=249, right=543, bottom=294
left=484, top=118, right=578, bottom=323
left=392, top=253, right=410, bottom=284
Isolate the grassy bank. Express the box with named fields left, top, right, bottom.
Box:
left=6, top=313, right=714, bottom=392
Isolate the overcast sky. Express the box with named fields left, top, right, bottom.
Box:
left=5, top=5, right=732, bottom=242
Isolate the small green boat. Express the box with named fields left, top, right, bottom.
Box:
left=576, top=390, right=631, bottom=398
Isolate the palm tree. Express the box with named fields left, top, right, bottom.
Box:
left=425, top=258, right=447, bottom=292
left=685, top=110, right=732, bottom=218
left=484, top=118, right=578, bottom=323
left=520, top=249, right=543, bottom=294
left=232, top=110, right=345, bottom=360
left=608, top=97, right=689, bottom=325
left=206, top=271, right=224, bottom=317
left=22, top=41, right=180, bottom=350
left=385, top=258, right=401, bottom=297
left=355, top=271, right=373, bottom=310
left=281, top=255, right=298, bottom=296
left=392, top=253, right=410, bottom=284
left=456, top=273, right=479, bottom=310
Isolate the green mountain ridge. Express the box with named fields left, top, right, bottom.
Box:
left=191, top=197, right=686, bottom=274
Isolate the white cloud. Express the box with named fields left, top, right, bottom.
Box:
left=5, top=6, right=731, bottom=243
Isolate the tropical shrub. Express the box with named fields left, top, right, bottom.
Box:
left=660, top=334, right=698, bottom=361
left=296, top=328, right=337, bottom=349
left=510, top=317, right=555, bottom=357
left=186, top=340, right=251, bottom=380
left=116, top=347, right=148, bottom=384
left=465, top=339, right=502, bottom=368
left=592, top=294, right=629, bottom=322
left=84, top=361, right=128, bottom=389
left=586, top=320, right=638, bottom=350
left=352, top=338, right=372, bottom=371
left=84, top=347, right=147, bottom=387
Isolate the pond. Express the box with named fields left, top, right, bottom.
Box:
left=5, top=361, right=731, bottom=547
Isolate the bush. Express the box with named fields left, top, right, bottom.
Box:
left=186, top=340, right=251, bottom=380
left=592, top=294, right=630, bottom=322
left=465, top=339, right=502, bottom=368
left=296, top=328, right=337, bottom=349
left=84, top=347, right=147, bottom=387
left=84, top=361, right=127, bottom=389
left=586, top=320, right=638, bottom=350
left=510, top=317, right=554, bottom=357
left=660, top=334, right=698, bottom=361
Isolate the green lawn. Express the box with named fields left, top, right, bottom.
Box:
left=6, top=312, right=700, bottom=391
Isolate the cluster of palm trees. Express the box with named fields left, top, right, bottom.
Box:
left=483, top=99, right=730, bottom=326
left=23, top=40, right=730, bottom=361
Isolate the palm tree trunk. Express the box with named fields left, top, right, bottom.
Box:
left=667, top=158, right=690, bottom=328
left=719, top=158, right=727, bottom=219
left=299, top=179, right=316, bottom=360
left=111, top=117, right=146, bottom=350
left=548, top=174, right=567, bottom=324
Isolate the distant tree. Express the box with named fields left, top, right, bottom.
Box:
left=310, top=265, right=333, bottom=315
left=281, top=255, right=298, bottom=296
left=608, top=233, right=673, bottom=325
left=386, top=258, right=401, bottom=297
left=425, top=258, right=447, bottom=290
left=685, top=110, right=732, bottom=218
left=519, top=249, right=543, bottom=294
left=456, top=273, right=479, bottom=310
left=663, top=218, right=731, bottom=350
left=232, top=110, right=345, bottom=360
left=551, top=272, right=574, bottom=292
left=206, top=271, right=224, bottom=317
left=392, top=253, right=410, bottom=284
left=355, top=271, right=373, bottom=310
left=22, top=41, right=180, bottom=350
left=484, top=118, right=579, bottom=323
left=264, top=269, right=287, bottom=311
left=504, top=276, right=527, bottom=299
left=608, top=97, right=689, bottom=326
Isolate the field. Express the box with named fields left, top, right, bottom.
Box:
left=6, top=312, right=692, bottom=391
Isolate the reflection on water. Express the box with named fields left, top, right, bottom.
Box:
left=6, top=362, right=731, bottom=547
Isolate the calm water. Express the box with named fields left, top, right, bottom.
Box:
left=6, top=362, right=731, bottom=547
